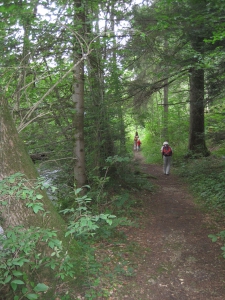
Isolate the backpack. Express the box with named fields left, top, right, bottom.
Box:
left=163, top=145, right=172, bottom=156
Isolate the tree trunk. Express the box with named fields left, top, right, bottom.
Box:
left=163, top=39, right=169, bottom=140
left=187, top=4, right=210, bottom=157
left=163, top=78, right=169, bottom=140
left=111, top=8, right=126, bottom=154
left=188, top=68, right=209, bottom=156
left=72, top=0, right=87, bottom=188
left=0, top=96, right=81, bottom=299
left=0, top=96, right=67, bottom=234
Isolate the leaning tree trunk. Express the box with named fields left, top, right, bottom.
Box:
left=0, top=96, right=68, bottom=235
left=0, top=96, right=80, bottom=298
left=188, top=67, right=209, bottom=156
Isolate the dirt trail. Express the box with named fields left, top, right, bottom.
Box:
left=114, top=152, right=225, bottom=299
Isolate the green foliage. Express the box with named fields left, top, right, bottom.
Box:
left=142, top=136, right=162, bottom=164
left=0, top=172, right=137, bottom=299
left=0, top=173, right=80, bottom=299
left=78, top=244, right=108, bottom=299
left=46, top=155, right=136, bottom=212
left=142, top=127, right=187, bottom=166
left=0, top=225, right=78, bottom=299
left=205, top=102, right=225, bottom=146
left=0, top=172, right=57, bottom=215
left=209, top=231, right=225, bottom=258
left=90, top=155, right=131, bottom=205
left=105, top=155, right=130, bottom=165
left=60, top=185, right=133, bottom=241
left=177, top=157, right=225, bottom=211
left=3, top=0, right=225, bottom=295
left=177, top=152, right=225, bottom=260
left=105, top=155, right=154, bottom=192
left=210, top=144, right=225, bottom=157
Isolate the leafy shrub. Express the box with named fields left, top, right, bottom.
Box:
left=0, top=172, right=135, bottom=299
left=0, top=173, right=79, bottom=299
left=60, top=185, right=133, bottom=241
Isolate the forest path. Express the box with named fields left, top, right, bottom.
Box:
left=113, top=151, right=225, bottom=299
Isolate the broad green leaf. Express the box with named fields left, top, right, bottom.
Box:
left=4, top=275, right=12, bottom=284
left=208, top=234, right=218, bottom=242
left=13, top=258, right=29, bottom=267
left=75, top=187, right=83, bottom=195
left=9, top=178, right=15, bottom=183
left=4, top=271, right=9, bottom=277
left=22, top=287, right=28, bottom=294
left=33, top=204, right=44, bottom=214
left=48, top=241, right=55, bottom=248
left=12, top=270, right=23, bottom=277
left=11, top=282, right=17, bottom=291
left=11, top=279, right=24, bottom=285
left=33, top=283, right=49, bottom=292
left=106, top=219, right=113, bottom=225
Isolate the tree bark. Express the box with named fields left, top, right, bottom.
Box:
left=188, top=68, right=209, bottom=156
left=0, top=96, right=80, bottom=299
left=72, top=0, right=87, bottom=188
left=163, top=78, right=169, bottom=139
left=187, top=31, right=210, bottom=156
left=0, top=96, right=67, bottom=234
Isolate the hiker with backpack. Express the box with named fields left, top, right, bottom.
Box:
left=137, top=138, right=142, bottom=151
left=133, top=132, right=139, bottom=150
left=161, top=141, right=173, bottom=175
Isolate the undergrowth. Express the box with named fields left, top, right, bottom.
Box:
left=176, top=154, right=225, bottom=260
left=177, top=156, right=225, bottom=212
left=0, top=155, right=153, bottom=299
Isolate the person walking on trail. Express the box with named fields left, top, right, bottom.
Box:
left=134, top=132, right=139, bottom=151
left=161, top=141, right=173, bottom=175
left=137, top=138, right=142, bottom=151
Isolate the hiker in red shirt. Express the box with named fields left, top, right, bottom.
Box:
left=161, top=141, right=172, bottom=175
left=134, top=132, right=139, bottom=151
left=137, top=138, right=142, bottom=151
